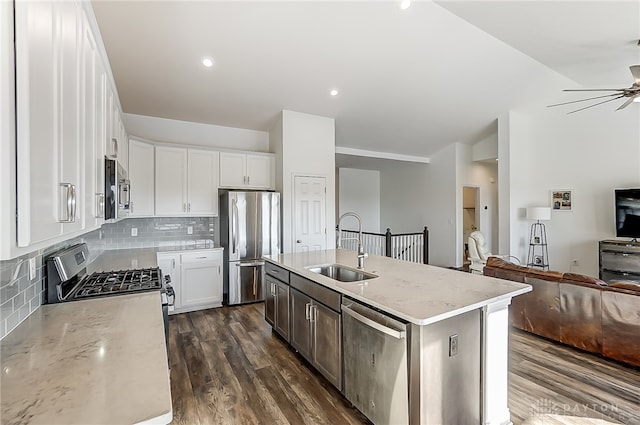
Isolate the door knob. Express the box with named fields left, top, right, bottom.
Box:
left=296, top=240, right=302, bottom=243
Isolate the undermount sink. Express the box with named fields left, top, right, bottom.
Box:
left=306, top=264, right=378, bottom=282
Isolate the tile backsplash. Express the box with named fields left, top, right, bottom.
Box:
left=0, top=216, right=215, bottom=339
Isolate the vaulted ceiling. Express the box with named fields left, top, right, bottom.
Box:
left=92, top=1, right=640, bottom=158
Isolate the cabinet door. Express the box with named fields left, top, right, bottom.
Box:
left=157, top=253, right=181, bottom=311
left=81, top=17, right=98, bottom=229
left=275, top=281, right=290, bottom=341
left=94, top=56, right=107, bottom=224
left=128, top=140, right=155, bottom=216
left=290, top=288, right=312, bottom=360
left=181, top=251, right=223, bottom=308
left=57, top=1, right=83, bottom=234
left=219, top=152, right=246, bottom=187
left=155, top=146, right=187, bottom=215
left=187, top=149, right=219, bottom=215
left=15, top=0, right=60, bottom=246
left=264, top=276, right=277, bottom=327
left=246, top=154, right=272, bottom=189
left=312, top=302, right=342, bottom=389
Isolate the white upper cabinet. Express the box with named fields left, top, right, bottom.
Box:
left=219, top=152, right=274, bottom=189
left=128, top=139, right=155, bottom=216
left=155, top=146, right=219, bottom=216
left=187, top=149, right=219, bottom=216
left=15, top=0, right=59, bottom=246
left=15, top=0, right=87, bottom=246
left=246, top=154, right=273, bottom=189
left=155, top=146, right=187, bottom=215
left=10, top=0, right=126, bottom=256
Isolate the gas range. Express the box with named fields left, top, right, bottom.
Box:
left=45, top=244, right=172, bottom=304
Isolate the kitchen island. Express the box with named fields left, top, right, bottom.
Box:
left=0, top=292, right=172, bottom=424
left=264, top=249, right=531, bottom=425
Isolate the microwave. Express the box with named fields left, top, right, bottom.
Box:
left=105, top=157, right=130, bottom=220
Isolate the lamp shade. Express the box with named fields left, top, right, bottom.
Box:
left=527, top=207, right=551, bottom=221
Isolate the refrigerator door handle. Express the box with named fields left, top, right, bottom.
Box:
left=236, top=261, right=265, bottom=267
left=231, top=198, right=238, bottom=255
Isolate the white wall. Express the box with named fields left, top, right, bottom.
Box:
left=379, top=144, right=458, bottom=267
left=502, top=107, right=640, bottom=276
left=276, top=110, right=336, bottom=253
left=123, top=113, right=269, bottom=151
left=337, top=168, right=380, bottom=233
left=459, top=148, right=499, bottom=262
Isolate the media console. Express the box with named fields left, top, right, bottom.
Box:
left=599, top=239, right=640, bottom=283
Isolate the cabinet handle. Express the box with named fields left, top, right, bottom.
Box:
left=183, top=203, right=187, bottom=212
left=111, top=137, right=118, bottom=158
left=59, top=183, right=75, bottom=223
left=172, top=259, right=176, bottom=268
left=130, top=201, right=134, bottom=214
left=96, top=193, right=105, bottom=218
left=305, top=303, right=310, bottom=320
left=188, top=202, right=191, bottom=212
left=310, top=305, right=316, bottom=323
left=195, top=256, right=207, bottom=259
left=247, top=175, right=250, bottom=185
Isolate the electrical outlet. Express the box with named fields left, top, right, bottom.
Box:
left=187, top=226, right=193, bottom=235
left=449, top=334, right=458, bottom=357
left=29, top=258, right=36, bottom=280
left=131, top=227, right=138, bottom=237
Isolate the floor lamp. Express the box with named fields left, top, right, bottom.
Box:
left=526, top=207, right=551, bottom=270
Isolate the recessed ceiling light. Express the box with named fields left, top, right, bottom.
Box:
left=201, top=57, right=214, bottom=68
left=330, top=89, right=339, bottom=96
left=400, top=0, right=411, bottom=10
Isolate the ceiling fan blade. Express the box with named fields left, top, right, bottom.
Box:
left=567, top=95, right=625, bottom=114
left=630, top=65, right=640, bottom=84
left=616, top=97, right=635, bottom=110
left=547, top=93, right=623, bottom=108
left=563, top=88, right=625, bottom=92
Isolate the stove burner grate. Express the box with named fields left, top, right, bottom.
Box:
left=73, top=268, right=162, bottom=299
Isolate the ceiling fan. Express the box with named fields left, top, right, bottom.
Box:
left=548, top=65, right=640, bottom=114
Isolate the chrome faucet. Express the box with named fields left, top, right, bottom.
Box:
left=337, top=212, right=368, bottom=269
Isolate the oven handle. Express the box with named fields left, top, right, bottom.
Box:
left=165, top=284, right=175, bottom=307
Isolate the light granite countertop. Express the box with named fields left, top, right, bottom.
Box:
left=87, top=242, right=223, bottom=273
left=264, top=249, right=531, bottom=325
left=0, top=292, right=172, bottom=424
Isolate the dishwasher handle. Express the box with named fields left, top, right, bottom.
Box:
left=342, top=304, right=406, bottom=340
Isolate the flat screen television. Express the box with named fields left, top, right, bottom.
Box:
left=615, top=188, right=640, bottom=239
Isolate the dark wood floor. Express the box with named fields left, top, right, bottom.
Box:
left=168, top=303, right=640, bottom=425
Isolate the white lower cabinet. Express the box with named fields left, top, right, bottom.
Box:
left=157, top=249, right=223, bottom=314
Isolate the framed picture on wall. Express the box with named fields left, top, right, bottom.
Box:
left=552, top=190, right=572, bottom=211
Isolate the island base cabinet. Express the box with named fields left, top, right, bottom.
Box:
left=290, top=287, right=342, bottom=390
left=265, top=276, right=290, bottom=341
left=290, top=288, right=313, bottom=359
left=274, top=282, right=290, bottom=340
left=311, top=302, right=341, bottom=389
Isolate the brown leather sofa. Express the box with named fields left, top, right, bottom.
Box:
left=484, top=256, right=640, bottom=367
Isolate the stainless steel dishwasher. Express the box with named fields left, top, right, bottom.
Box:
left=342, top=298, right=409, bottom=425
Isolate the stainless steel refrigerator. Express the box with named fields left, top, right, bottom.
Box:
left=220, top=191, right=280, bottom=305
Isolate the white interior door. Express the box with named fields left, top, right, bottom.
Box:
left=293, top=176, right=326, bottom=253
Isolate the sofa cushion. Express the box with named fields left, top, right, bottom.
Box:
left=608, top=280, right=640, bottom=293
left=561, top=273, right=607, bottom=286
left=559, top=283, right=602, bottom=353
left=525, top=269, right=564, bottom=282
left=522, top=277, right=561, bottom=341
left=601, top=290, right=640, bottom=367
